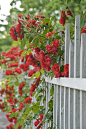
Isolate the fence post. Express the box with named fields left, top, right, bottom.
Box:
left=73, top=15, right=80, bottom=129
left=74, top=15, right=80, bottom=78
left=80, top=33, right=86, bottom=78
left=65, top=23, right=70, bottom=129
left=80, top=33, right=86, bottom=129
left=69, top=40, right=74, bottom=77
left=65, top=23, right=70, bottom=64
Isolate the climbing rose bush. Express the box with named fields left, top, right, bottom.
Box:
left=0, top=10, right=76, bottom=129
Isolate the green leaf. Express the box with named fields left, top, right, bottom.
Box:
left=18, top=119, right=24, bottom=125
left=33, top=106, right=39, bottom=114
left=9, top=112, right=15, bottom=118
left=21, top=37, right=26, bottom=47
left=51, top=16, right=55, bottom=21
left=56, top=35, right=61, bottom=39
left=43, top=18, right=50, bottom=25
left=51, top=72, right=54, bottom=80
left=36, top=102, right=40, bottom=106
left=50, top=86, right=54, bottom=96
left=38, top=36, right=46, bottom=41
left=36, top=95, right=42, bottom=101
left=29, top=36, right=33, bottom=43
left=26, top=120, right=31, bottom=125
left=32, top=90, right=36, bottom=97
left=44, top=113, right=52, bottom=120
left=57, top=55, right=60, bottom=62
left=21, top=50, right=27, bottom=57
left=27, top=49, right=32, bottom=55
left=1, top=82, right=5, bottom=88
left=15, top=112, right=19, bottom=118
left=33, top=38, right=39, bottom=48
left=43, top=28, right=49, bottom=34
left=31, top=73, right=35, bottom=79
left=35, top=71, right=40, bottom=78
left=48, top=99, right=53, bottom=108
left=25, top=107, right=32, bottom=114
left=40, top=106, right=44, bottom=109
left=60, top=65, right=64, bottom=72
left=41, top=69, right=45, bottom=74
left=14, top=122, right=19, bottom=129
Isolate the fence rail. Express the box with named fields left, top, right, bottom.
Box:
left=24, top=15, right=86, bottom=129
left=45, top=15, right=86, bottom=129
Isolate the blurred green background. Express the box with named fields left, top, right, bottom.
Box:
left=0, top=0, right=86, bottom=54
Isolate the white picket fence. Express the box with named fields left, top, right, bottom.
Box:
left=45, top=15, right=86, bottom=129
left=1, top=15, right=86, bottom=129
left=25, top=15, right=86, bottom=129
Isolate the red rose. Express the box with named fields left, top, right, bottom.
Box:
left=64, top=72, right=69, bottom=77
left=6, top=70, right=13, bottom=75
left=41, top=54, right=52, bottom=71
left=19, top=50, right=24, bottom=56
left=62, top=30, right=64, bottom=34
left=67, top=10, right=71, bottom=15
left=18, top=14, right=23, bottom=18
left=6, top=124, right=14, bottom=129
left=19, top=83, right=25, bottom=95
left=9, top=26, right=18, bottom=41
left=19, top=83, right=25, bottom=89
left=6, top=112, right=13, bottom=122
left=13, top=118, right=17, bottom=124
left=52, top=39, right=60, bottom=48
left=81, top=26, right=86, bottom=33
left=1, top=51, right=5, bottom=57
left=28, top=69, right=37, bottom=77
left=8, top=98, right=14, bottom=104
left=39, top=113, right=44, bottom=122
left=64, top=64, right=69, bottom=72
left=46, top=32, right=53, bottom=38
left=55, top=72, right=61, bottom=78
left=59, top=10, right=66, bottom=26
left=34, top=119, right=41, bottom=129
left=31, top=83, right=36, bottom=92
left=1, top=59, right=6, bottom=64
left=17, top=124, right=22, bottom=129
left=24, top=97, right=32, bottom=104
left=52, top=63, right=60, bottom=74
left=17, top=102, right=24, bottom=111
left=15, top=68, right=22, bottom=74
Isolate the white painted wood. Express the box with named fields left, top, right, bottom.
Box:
left=82, top=91, right=86, bottom=128
left=68, top=88, right=70, bottom=129
left=25, top=76, right=86, bottom=91
left=69, top=40, right=74, bottom=77
left=64, top=87, right=66, bottom=129
left=48, top=83, right=51, bottom=127
left=79, top=33, right=86, bottom=129
left=74, top=15, right=80, bottom=78
left=73, top=89, right=76, bottom=129
left=80, top=33, right=86, bottom=78
left=56, top=85, right=58, bottom=126
left=45, top=77, right=86, bottom=91
left=53, top=84, right=56, bottom=128
left=61, top=87, right=64, bottom=129
left=59, top=86, right=61, bottom=129
left=65, top=23, right=70, bottom=64
left=80, top=90, right=82, bottom=129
